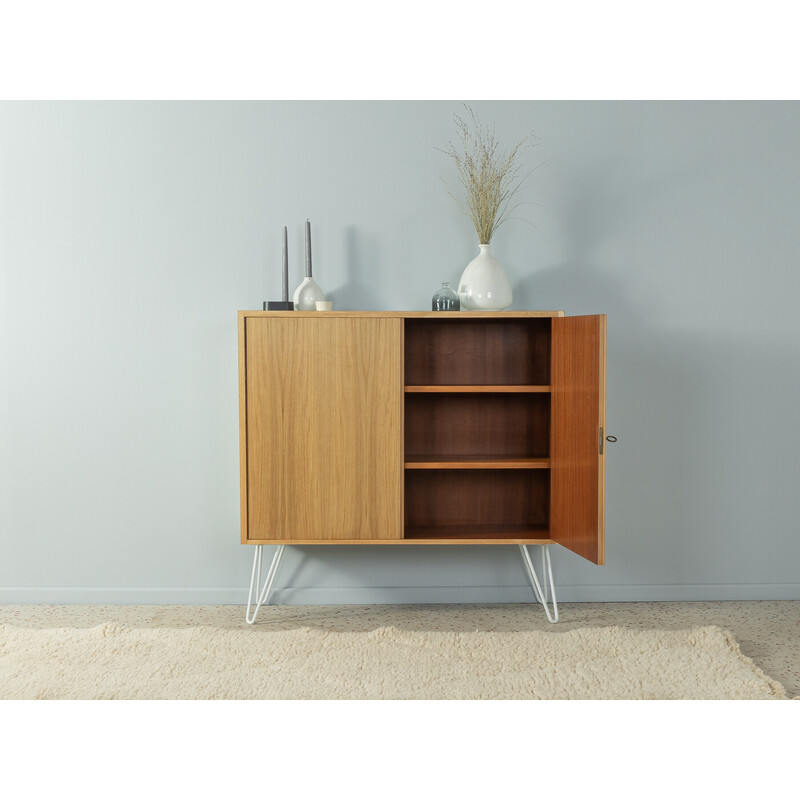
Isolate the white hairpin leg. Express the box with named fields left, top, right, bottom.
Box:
left=518, top=544, right=559, bottom=623
left=246, top=545, right=285, bottom=625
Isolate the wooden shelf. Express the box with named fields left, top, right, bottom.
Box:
left=404, top=524, right=551, bottom=544
left=405, top=455, right=550, bottom=469
left=405, top=385, right=551, bottom=393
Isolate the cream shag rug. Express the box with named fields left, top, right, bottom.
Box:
left=0, top=623, right=787, bottom=700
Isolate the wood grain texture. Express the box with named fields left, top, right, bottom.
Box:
left=550, top=315, right=606, bottom=564
left=405, top=469, right=549, bottom=529
left=405, top=393, right=550, bottom=459
left=405, top=456, right=550, bottom=469
left=597, top=316, right=607, bottom=564
left=403, top=526, right=551, bottom=543
left=241, top=311, right=565, bottom=318
left=404, top=318, right=551, bottom=385
left=244, top=317, right=403, bottom=540
left=404, top=385, right=551, bottom=393
left=238, top=310, right=606, bottom=553
left=245, top=535, right=556, bottom=545
left=238, top=312, right=249, bottom=543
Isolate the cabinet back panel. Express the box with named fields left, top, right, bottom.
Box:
left=404, top=319, right=551, bottom=385
left=405, top=393, right=550, bottom=458
left=405, top=469, right=549, bottom=528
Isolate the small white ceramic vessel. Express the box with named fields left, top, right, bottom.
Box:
left=293, top=277, right=326, bottom=310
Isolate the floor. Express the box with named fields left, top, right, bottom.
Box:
left=2, top=601, right=798, bottom=697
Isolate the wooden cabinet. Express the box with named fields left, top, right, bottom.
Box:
left=239, top=311, right=606, bottom=565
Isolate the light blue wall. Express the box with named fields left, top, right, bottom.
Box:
left=2, top=101, right=799, bottom=603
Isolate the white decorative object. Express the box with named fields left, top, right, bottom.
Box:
left=458, top=243, right=513, bottom=311
left=439, top=106, right=536, bottom=314
left=315, top=301, right=333, bottom=311
left=293, top=277, right=325, bottom=310
left=293, top=219, right=326, bottom=310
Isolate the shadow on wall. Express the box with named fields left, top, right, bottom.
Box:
left=512, top=145, right=645, bottom=320
left=521, top=273, right=800, bottom=586
left=282, top=143, right=800, bottom=593
left=328, top=226, right=383, bottom=311
left=252, top=311, right=800, bottom=594
left=525, top=261, right=749, bottom=586
left=509, top=150, right=705, bottom=584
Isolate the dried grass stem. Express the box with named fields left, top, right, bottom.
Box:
left=438, top=105, right=537, bottom=244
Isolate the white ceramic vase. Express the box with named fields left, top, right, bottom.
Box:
left=457, top=243, right=513, bottom=311
left=293, top=276, right=325, bottom=310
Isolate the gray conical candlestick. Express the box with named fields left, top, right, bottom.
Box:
left=282, top=225, right=289, bottom=300
left=265, top=225, right=294, bottom=310
left=305, top=218, right=312, bottom=277
left=293, top=219, right=326, bottom=310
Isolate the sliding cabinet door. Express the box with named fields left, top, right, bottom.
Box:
left=241, top=316, right=403, bottom=542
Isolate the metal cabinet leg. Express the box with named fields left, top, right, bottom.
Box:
left=518, top=544, right=559, bottom=623
left=246, top=544, right=557, bottom=624
left=245, top=545, right=286, bottom=625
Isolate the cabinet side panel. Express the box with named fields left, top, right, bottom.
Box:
left=598, top=315, right=606, bottom=563
left=550, top=315, right=606, bottom=564
left=239, top=311, right=249, bottom=543
left=246, top=317, right=403, bottom=541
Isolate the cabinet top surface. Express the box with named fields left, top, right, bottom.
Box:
left=239, top=310, right=565, bottom=318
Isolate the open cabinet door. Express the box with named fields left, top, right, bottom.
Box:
left=550, top=315, right=606, bottom=564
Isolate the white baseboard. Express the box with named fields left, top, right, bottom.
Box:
left=1, top=583, right=799, bottom=604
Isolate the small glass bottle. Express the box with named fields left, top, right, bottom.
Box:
left=432, top=282, right=460, bottom=311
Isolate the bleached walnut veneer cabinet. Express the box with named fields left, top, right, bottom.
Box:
left=239, top=310, right=607, bottom=623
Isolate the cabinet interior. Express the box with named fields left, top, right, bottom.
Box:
left=404, top=318, right=551, bottom=386
left=403, top=318, right=552, bottom=541
left=404, top=469, right=550, bottom=538
left=405, top=392, right=550, bottom=460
